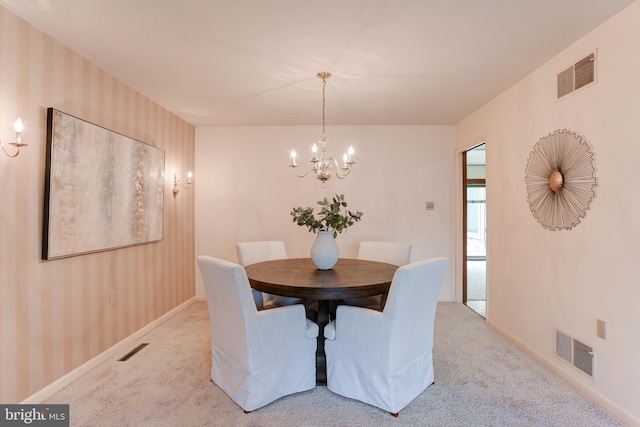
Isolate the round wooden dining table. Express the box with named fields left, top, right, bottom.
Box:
left=245, top=257, right=398, bottom=385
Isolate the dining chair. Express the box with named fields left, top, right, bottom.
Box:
left=342, top=240, right=412, bottom=310
left=324, top=257, right=448, bottom=416
left=235, top=240, right=303, bottom=309
left=197, top=255, right=318, bottom=412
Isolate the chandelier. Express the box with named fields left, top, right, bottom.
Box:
left=289, top=72, right=355, bottom=187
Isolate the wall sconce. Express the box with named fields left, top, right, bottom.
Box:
left=1, top=118, right=26, bottom=158
left=173, top=171, right=193, bottom=198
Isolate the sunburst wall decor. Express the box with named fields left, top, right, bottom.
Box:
left=524, top=129, right=597, bottom=231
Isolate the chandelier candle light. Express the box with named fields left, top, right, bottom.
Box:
left=289, top=72, right=355, bottom=188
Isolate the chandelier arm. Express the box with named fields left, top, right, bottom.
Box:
left=327, top=157, right=352, bottom=179
left=291, top=161, right=312, bottom=178
left=336, top=168, right=352, bottom=179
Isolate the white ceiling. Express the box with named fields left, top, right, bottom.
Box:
left=1, top=0, right=634, bottom=127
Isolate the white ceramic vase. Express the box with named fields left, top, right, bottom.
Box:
left=310, top=231, right=339, bottom=270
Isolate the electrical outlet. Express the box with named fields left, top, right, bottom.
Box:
left=425, top=201, right=435, bottom=211
left=596, top=319, right=606, bottom=340
left=110, top=292, right=118, bottom=307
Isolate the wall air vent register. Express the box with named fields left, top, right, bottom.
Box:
left=557, top=51, right=596, bottom=99
left=556, top=329, right=595, bottom=380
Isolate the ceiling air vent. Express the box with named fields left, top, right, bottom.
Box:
left=556, top=329, right=595, bottom=380
left=557, top=51, right=596, bottom=99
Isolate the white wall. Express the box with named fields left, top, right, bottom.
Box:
left=456, top=2, right=640, bottom=425
left=195, top=125, right=456, bottom=300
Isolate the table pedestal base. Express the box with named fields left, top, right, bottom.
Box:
left=315, top=300, right=329, bottom=385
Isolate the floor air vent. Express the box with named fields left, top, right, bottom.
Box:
left=118, top=343, right=149, bottom=361
left=556, top=330, right=595, bottom=379
left=557, top=51, right=596, bottom=99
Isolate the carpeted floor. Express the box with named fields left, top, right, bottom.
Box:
left=44, top=301, right=624, bottom=426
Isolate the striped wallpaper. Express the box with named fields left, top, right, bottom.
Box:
left=0, top=6, right=195, bottom=403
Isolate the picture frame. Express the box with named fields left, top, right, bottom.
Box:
left=42, top=108, right=165, bottom=260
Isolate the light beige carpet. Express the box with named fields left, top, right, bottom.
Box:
left=44, top=301, right=623, bottom=426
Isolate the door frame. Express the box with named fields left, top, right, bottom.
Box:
left=462, top=150, right=468, bottom=304
left=461, top=143, right=486, bottom=314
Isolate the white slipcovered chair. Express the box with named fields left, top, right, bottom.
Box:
left=325, top=257, right=448, bottom=416
left=197, top=255, right=318, bottom=412
left=235, top=241, right=303, bottom=309
left=342, top=240, right=412, bottom=310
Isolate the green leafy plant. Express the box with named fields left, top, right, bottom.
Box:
left=291, top=194, right=363, bottom=238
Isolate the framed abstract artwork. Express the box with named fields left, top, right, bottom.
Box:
left=43, top=108, right=165, bottom=260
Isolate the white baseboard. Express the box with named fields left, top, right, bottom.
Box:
left=487, top=319, right=639, bottom=427
left=21, top=297, right=197, bottom=404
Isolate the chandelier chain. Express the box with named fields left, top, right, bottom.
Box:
left=321, top=75, right=326, bottom=138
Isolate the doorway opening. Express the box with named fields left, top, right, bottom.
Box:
left=463, top=144, right=486, bottom=317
